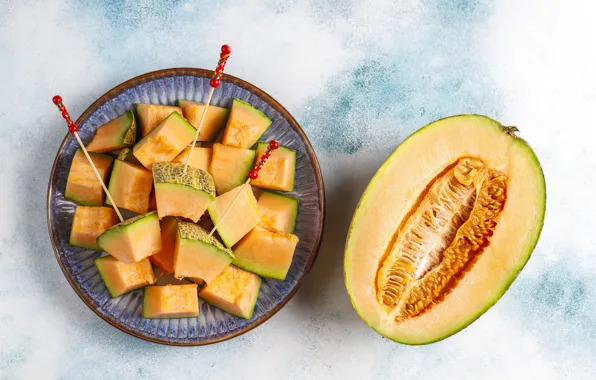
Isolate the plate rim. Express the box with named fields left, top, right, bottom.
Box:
left=46, top=67, right=326, bottom=346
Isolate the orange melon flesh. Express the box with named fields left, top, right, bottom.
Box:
left=257, top=191, right=299, bottom=234
left=221, top=99, right=272, bottom=148
left=173, top=221, right=234, bottom=283
left=177, top=100, right=229, bottom=141
left=132, top=112, right=196, bottom=170
left=86, top=110, right=136, bottom=153
left=135, top=103, right=182, bottom=137
left=150, top=216, right=178, bottom=273
left=199, top=265, right=261, bottom=320
left=142, top=284, right=199, bottom=318
left=148, top=188, right=157, bottom=211
left=65, top=149, right=114, bottom=206
left=106, top=159, right=153, bottom=214
left=94, top=256, right=156, bottom=298
left=69, top=206, right=119, bottom=250
left=208, top=184, right=261, bottom=247
left=251, top=142, right=296, bottom=192
left=172, top=145, right=212, bottom=172
left=97, top=212, right=162, bottom=263
left=233, top=226, right=299, bottom=280
left=344, top=115, right=546, bottom=345
left=209, top=143, right=256, bottom=195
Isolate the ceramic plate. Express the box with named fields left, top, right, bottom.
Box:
left=47, top=68, right=325, bottom=346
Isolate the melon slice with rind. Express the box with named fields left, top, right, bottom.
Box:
left=86, top=110, right=136, bottom=153
left=106, top=159, right=153, bottom=214
left=251, top=141, right=296, bottom=192
left=152, top=162, right=216, bottom=222
left=199, top=265, right=261, bottom=320
left=172, top=144, right=212, bottom=173
left=173, top=221, right=234, bottom=284
left=257, top=191, right=299, bottom=234
left=142, top=284, right=199, bottom=319
left=70, top=206, right=119, bottom=250
left=65, top=149, right=114, bottom=206
left=177, top=100, right=229, bottom=142
left=221, top=99, right=272, bottom=148
left=96, top=211, right=162, bottom=263
left=210, top=143, right=256, bottom=195
left=135, top=103, right=182, bottom=137
left=94, top=256, right=156, bottom=298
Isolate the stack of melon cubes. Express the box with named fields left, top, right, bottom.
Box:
left=66, top=98, right=300, bottom=320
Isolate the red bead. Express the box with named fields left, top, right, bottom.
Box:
left=216, top=64, right=225, bottom=73
left=68, top=124, right=78, bottom=133
left=52, top=95, right=62, bottom=105
left=61, top=110, right=70, bottom=120
left=221, top=45, right=232, bottom=55
left=210, top=78, right=220, bottom=88
left=248, top=170, right=258, bottom=180
left=269, top=140, right=280, bottom=150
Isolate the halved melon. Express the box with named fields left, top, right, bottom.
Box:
left=118, top=148, right=142, bottom=166
left=132, top=111, right=196, bottom=170
left=250, top=142, right=295, bottom=192
left=70, top=206, right=119, bottom=250
left=96, top=212, right=162, bottom=263
left=106, top=159, right=153, bottom=214
left=152, top=162, right=216, bottom=222
left=208, top=184, right=260, bottom=248
left=135, top=103, right=182, bottom=137
left=233, top=226, right=299, bottom=280
left=65, top=149, right=114, bottom=206
left=95, top=256, right=156, bottom=298
left=173, top=220, right=234, bottom=283
left=172, top=144, right=212, bottom=173
left=257, top=191, right=299, bottom=234
left=344, top=115, right=546, bottom=345
left=150, top=216, right=178, bottom=273
left=210, top=143, right=255, bottom=195
left=142, top=284, right=199, bottom=318
left=199, top=265, right=261, bottom=320
left=221, top=99, right=272, bottom=148
left=86, top=110, right=136, bottom=153
left=177, top=100, right=229, bottom=141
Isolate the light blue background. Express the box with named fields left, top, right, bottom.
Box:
left=1, top=0, right=595, bottom=379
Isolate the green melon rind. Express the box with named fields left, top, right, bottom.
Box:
left=343, top=114, right=546, bottom=346
left=118, top=110, right=137, bottom=145
left=259, top=190, right=299, bottom=233
left=256, top=141, right=296, bottom=191
left=64, top=149, right=114, bottom=206
left=224, top=99, right=272, bottom=148
left=177, top=221, right=234, bottom=259
left=152, top=162, right=216, bottom=196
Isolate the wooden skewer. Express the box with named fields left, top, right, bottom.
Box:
left=52, top=95, right=124, bottom=222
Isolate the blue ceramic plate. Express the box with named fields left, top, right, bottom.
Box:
left=47, top=68, right=325, bottom=345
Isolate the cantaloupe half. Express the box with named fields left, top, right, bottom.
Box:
left=65, top=149, right=113, bottom=206
left=135, top=103, right=182, bottom=137
left=344, top=115, right=546, bottom=345
left=106, top=159, right=153, bottom=214
left=177, top=100, right=229, bottom=141
left=143, top=284, right=199, bottom=318
left=221, top=99, right=272, bottom=148
left=95, top=256, right=156, bottom=298
left=152, top=162, right=216, bottom=222
left=199, top=265, right=261, bottom=320
left=172, top=144, right=212, bottom=173
left=70, top=206, right=119, bottom=250
left=86, top=110, right=136, bottom=153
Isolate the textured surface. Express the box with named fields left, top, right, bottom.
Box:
left=1, top=0, right=595, bottom=378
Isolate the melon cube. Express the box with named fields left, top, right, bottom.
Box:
left=142, top=284, right=199, bottom=318
left=96, top=212, right=162, bottom=263
left=257, top=191, right=299, bottom=234
left=86, top=110, right=136, bottom=153
left=177, top=100, right=229, bottom=141
left=251, top=142, right=296, bottom=192
left=221, top=99, right=272, bottom=148
left=95, top=256, right=156, bottom=298
left=208, top=184, right=261, bottom=247
left=199, top=265, right=261, bottom=320
left=65, top=149, right=114, bottom=206
left=172, top=144, right=212, bottom=173
left=173, top=221, right=233, bottom=284
left=70, top=206, right=119, bottom=250
left=106, top=159, right=153, bottom=214
left=148, top=188, right=157, bottom=211
left=135, top=103, right=182, bottom=137
left=149, top=216, right=178, bottom=273
left=117, top=147, right=142, bottom=166
left=233, top=226, right=299, bottom=280
left=209, top=143, right=256, bottom=195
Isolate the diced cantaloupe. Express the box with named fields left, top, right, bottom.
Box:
left=150, top=216, right=177, bottom=273
left=106, top=159, right=153, bottom=214
left=135, top=103, right=182, bottom=137
left=257, top=191, right=299, bottom=234
left=86, top=110, right=136, bottom=153
left=199, top=265, right=261, bottom=320
left=96, top=212, right=162, bottom=263
left=251, top=142, right=296, bottom=192
left=172, top=144, right=212, bottom=173
left=209, top=143, right=255, bottom=195
left=232, top=226, right=299, bottom=280
left=142, top=284, right=199, bottom=318
left=152, top=162, right=216, bottom=222
left=177, top=100, right=229, bottom=141
left=65, top=149, right=114, bottom=206
left=208, top=184, right=261, bottom=248
left=69, top=206, right=119, bottom=250
left=132, top=112, right=196, bottom=170
left=173, top=221, right=234, bottom=284
left=95, top=256, right=156, bottom=298
left=221, top=99, right=272, bottom=148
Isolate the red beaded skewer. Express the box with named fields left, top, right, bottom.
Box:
left=184, top=44, right=232, bottom=173
left=52, top=95, right=124, bottom=222
left=209, top=140, right=280, bottom=237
